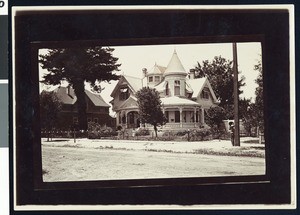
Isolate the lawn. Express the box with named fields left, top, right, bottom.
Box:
left=42, top=137, right=265, bottom=182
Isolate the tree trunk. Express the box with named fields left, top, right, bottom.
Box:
left=154, top=124, right=158, bottom=138
left=73, top=80, right=88, bottom=131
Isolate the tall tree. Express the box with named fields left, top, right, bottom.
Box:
left=254, top=59, right=264, bottom=132
left=39, top=47, right=121, bottom=130
left=205, top=106, right=227, bottom=138
left=136, top=87, right=167, bottom=138
left=40, top=91, right=62, bottom=140
left=239, top=97, right=257, bottom=136
left=194, top=56, right=245, bottom=118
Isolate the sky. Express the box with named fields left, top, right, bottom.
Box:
left=39, top=42, right=262, bottom=116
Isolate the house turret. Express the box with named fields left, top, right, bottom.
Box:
left=146, top=63, right=164, bottom=87
left=163, top=50, right=187, bottom=97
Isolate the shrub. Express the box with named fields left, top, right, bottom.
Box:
left=161, top=128, right=212, bottom=141
left=176, top=130, right=189, bottom=136
left=88, top=122, right=117, bottom=139
left=187, top=128, right=212, bottom=141
left=210, top=124, right=228, bottom=140
left=135, top=128, right=150, bottom=136
left=161, top=131, right=178, bottom=141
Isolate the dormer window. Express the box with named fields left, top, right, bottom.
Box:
left=148, top=76, right=153, bottom=82
left=201, top=87, right=210, bottom=99
left=155, top=76, right=160, bottom=82
left=119, top=87, right=129, bottom=101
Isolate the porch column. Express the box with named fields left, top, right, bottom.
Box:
left=162, top=108, right=165, bottom=128
left=201, top=108, right=205, bottom=124
left=116, top=112, right=119, bottom=126
left=179, top=107, right=183, bottom=128
left=125, top=111, right=128, bottom=128
left=194, top=107, right=197, bottom=127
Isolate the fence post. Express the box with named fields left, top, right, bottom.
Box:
left=73, top=128, right=76, bottom=143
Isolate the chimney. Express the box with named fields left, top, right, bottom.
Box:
left=189, top=69, right=195, bottom=79
left=142, top=68, right=147, bottom=77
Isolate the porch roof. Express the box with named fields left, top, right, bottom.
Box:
left=161, top=96, right=200, bottom=106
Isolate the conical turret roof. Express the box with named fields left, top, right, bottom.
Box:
left=164, top=50, right=187, bottom=77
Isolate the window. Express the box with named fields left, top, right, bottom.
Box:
left=174, top=86, right=180, bottom=96
left=148, top=76, right=153, bottom=82
left=175, top=111, right=180, bottom=122
left=155, top=76, right=160, bottom=82
left=174, top=80, right=180, bottom=96
left=122, top=115, right=126, bottom=124
left=165, top=83, right=169, bottom=96
left=201, top=87, right=210, bottom=99
left=119, top=87, right=129, bottom=101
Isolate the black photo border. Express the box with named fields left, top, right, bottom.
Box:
left=30, top=35, right=268, bottom=190
left=11, top=5, right=294, bottom=208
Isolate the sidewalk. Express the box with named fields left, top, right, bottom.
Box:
left=42, top=137, right=265, bottom=158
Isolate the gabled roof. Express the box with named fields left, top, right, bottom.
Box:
left=187, top=77, right=219, bottom=103
left=110, top=75, right=143, bottom=97
left=118, top=95, right=138, bottom=110
left=164, top=50, right=187, bottom=77
left=147, top=63, right=166, bottom=75
left=85, top=90, right=110, bottom=107
left=53, top=86, right=110, bottom=107
left=186, top=78, right=207, bottom=98
left=157, top=65, right=167, bottom=73
left=125, top=75, right=143, bottom=92
left=53, top=86, right=76, bottom=105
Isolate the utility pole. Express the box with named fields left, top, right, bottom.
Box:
left=232, top=43, right=240, bottom=146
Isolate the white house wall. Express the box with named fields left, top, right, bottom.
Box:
left=112, top=88, right=134, bottom=111
left=164, top=74, right=186, bottom=97
left=196, top=83, right=217, bottom=109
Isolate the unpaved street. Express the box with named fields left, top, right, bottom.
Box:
left=42, top=146, right=265, bottom=182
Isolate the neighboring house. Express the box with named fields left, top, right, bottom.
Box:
left=48, top=86, right=115, bottom=129
left=110, top=50, right=220, bottom=130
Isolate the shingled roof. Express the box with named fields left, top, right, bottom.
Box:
left=53, top=86, right=110, bottom=107
left=147, top=63, right=166, bottom=75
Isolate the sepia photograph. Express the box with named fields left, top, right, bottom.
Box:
left=38, top=43, right=265, bottom=182
left=12, top=4, right=295, bottom=209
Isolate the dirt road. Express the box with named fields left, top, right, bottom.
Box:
left=42, top=146, right=265, bottom=182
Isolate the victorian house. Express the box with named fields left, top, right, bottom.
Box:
left=110, top=50, right=220, bottom=130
